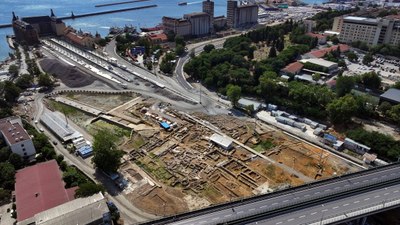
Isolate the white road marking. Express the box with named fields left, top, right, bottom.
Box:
left=224, top=214, right=232, bottom=218
left=272, top=203, right=278, bottom=206
left=276, top=222, right=283, bottom=225
left=394, top=190, right=399, bottom=193
left=333, top=206, right=339, bottom=209
left=311, top=212, right=317, bottom=215
left=212, top=218, right=219, bottom=221
left=249, top=208, right=255, bottom=211
left=288, top=218, right=294, bottom=222
left=237, top=211, right=244, bottom=214
left=322, top=209, right=328, bottom=212
left=384, top=193, right=389, bottom=196
left=260, top=205, right=267, bottom=209
left=364, top=198, right=370, bottom=201
left=354, top=201, right=360, bottom=203
left=299, top=215, right=306, bottom=218
left=374, top=195, right=380, bottom=198
left=343, top=203, right=349, bottom=206
left=283, top=200, right=289, bottom=203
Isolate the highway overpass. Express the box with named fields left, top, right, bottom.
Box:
left=141, top=163, right=400, bottom=225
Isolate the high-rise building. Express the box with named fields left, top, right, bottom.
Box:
left=184, top=12, right=211, bottom=36
left=227, top=0, right=237, bottom=28
left=226, top=0, right=258, bottom=28
left=202, top=0, right=214, bottom=33
left=338, top=16, right=400, bottom=45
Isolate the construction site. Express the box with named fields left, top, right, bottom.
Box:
left=44, top=91, right=362, bottom=216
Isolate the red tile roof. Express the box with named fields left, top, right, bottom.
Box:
left=148, top=33, right=168, bottom=42
left=307, top=44, right=350, bottom=58
left=15, top=160, right=76, bottom=222
left=306, top=32, right=326, bottom=39
left=0, top=117, right=31, bottom=145
left=282, top=62, right=304, bottom=74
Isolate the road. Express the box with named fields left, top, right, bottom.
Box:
left=145, top=164, right=400, bottom=225
left=31, top=93, right=157, bottom=224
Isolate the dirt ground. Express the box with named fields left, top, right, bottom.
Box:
left=127, top=184, right=189, bottom=216
left=63, top=93, right=137, bottom=111
left=39, top=59, right=95, bottom=88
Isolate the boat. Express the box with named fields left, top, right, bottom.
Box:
left=178, top=2, right=187, bottom=6
left=140, top=25, right=163, bottom=32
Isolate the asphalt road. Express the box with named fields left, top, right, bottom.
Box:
left=155, top=165, right=400, bottom=225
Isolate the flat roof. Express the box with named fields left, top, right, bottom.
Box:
left=300, top=58, right=338, bottom=68
left=210, top=133, right=232, bottom=149
left=78, top=145, right=93, bottom=155
left=160, top=122, right=170, bottom=129
left=0, top=116, right=31, bottom=145
left=25, top=193, right=109, bottom=225
left=344, top=16, right=378, bottom=23
left=15, top=160, right=76, bottom=222
left=40, top=109, right=81, bottom=141
left=238, top=98, right=265, bottom=109
left=380, top=88, right=400, bottom=103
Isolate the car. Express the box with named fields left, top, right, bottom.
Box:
left=39, top=128, right=44, bottom=132
left=34, top=120, right=38, bottom=124
left=52, top=140, right=58, bottom=145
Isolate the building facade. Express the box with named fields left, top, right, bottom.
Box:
left=338, top=16, right=400, bottom=45
left=0, top=116, right=36, bottom=159
left=202, top=0, right=214, bottom=33
left=162, top=16, right=192, bottom=37
left=184, top=12, right=211, bottom=36
left=12, top=10, right=66, bottom=45
left=332, top=16, right=344, bottom=32
left=226, top=0, right=258, bottom=28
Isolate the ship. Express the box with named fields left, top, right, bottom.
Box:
left=140, top=25, right=163, bottom=32
left=178, top=2, right=187, bottom=6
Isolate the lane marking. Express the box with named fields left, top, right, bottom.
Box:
left=260, top=205, right=267, bottom=209
left=249, top=208, right=255, bottom=211
left=212, top=218, right=219, bottom=221
left=276, top=222, right=283, bottom=225
left=333, top=206, right=339, bottom=209
left=288, top=218, right=294, bottom=222
left=237, top=211, right=244, bottom=214
left=299, top=215, right=306, bottom=218
left=311, top=212, right=317, bottom=215
left=354, top=201, right=360, bottom=203
left=364, top=198, right=370, bottom=201
left=343, top=203, right=349, bottom=206
left=322, top=209, right=328, bottom=212
left=384, top=193, right=389, bottom=196
left=224, top=214, right=232, bottom=218
left=374, top=195, right=380, bottom=198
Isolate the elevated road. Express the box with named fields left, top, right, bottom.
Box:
left=142, top=163, right=400, bottom=225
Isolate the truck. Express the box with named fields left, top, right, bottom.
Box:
left=109, top=57, right=118, bottom=66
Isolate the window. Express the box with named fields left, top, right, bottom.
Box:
left=22, top=148, right=26, bottom=152
left=21, top=144, right=24, bottom=147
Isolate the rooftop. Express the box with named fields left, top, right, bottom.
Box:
left=210, top=133, right=232, bottom=149
left=40, top=109, right=81, bottom=141
left=0, top=116, right=31, bottom=145
left=281, top=61, right=304, bottom=74
left=15, top=160, right=77, bottom=222
left=306, top=32, right=325, bottom=39
left=300, top=58, right=338, bottom=68
left=306, top=44, right=350, bottom=58
left=26, top=193, right=109, bottom=225
left=343, top=16, right=378, bottom=24
left=184, top=12, right=209, bottom=18
left=380, top=88, right=400, bottom=103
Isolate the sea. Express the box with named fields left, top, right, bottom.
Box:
left=0, top=0, right=327, bottom=61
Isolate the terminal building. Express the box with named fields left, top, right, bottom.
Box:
left=12, top=9, right=66, bottom=45
left=0, top=116, right=36, bottom=160
left=336, top=16, right=400, bottom=45
left=227, top=0, right=258, bottom=28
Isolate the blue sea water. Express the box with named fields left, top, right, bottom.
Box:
left=0, top=0, right=327, bottom=61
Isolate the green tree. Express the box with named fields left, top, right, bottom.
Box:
left=312, top=73, right=321, bottom=81
left=3, top=81, right=21, bottom=103
left=38, top=73, right=54, bottom=88
left=257, top=72, right=278, bottom=100
left=0, top=188, right=10, bottom=204
left=174, top=35, right=185, bottom=47
left=346, top=51, right=358, bottom=62
left=361, top=71, right=381, bottom=89
left=92, top=129, right=123, bottom=173
left=362, top=53, right=373, bottom=65
left=378, top=101, right=392, bottom=115
left=8, top=153, right=23, bottom=170
left=15, top=74, right=33, bottom=90
left=226, top=84, right=242, bottom=107
left=175, top=44, right=185, bottom=56
left=8, top=65, right=19, bottom=77
left=0, top=147, right=11, bottom=163
left=335, top=76, right=355, bottom=97
left=203, top=44, right=215, bottom=53
left=327, top=94, right=358, bottom=124
left=393, top=82, right=400, bottom=89
left=0, top=162, right=15, bottom=189
left=387, top=104, right=400, bottom=126
left=268, top=46, right=277, bottom=58
left=63, top=167, right=88, bottom=188
left=74, top=182, right=104, bottom=198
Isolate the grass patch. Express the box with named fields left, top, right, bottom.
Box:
left=87, top=120, right=131, bottom=141
left=48, top=100, right=79, bottom=116
left=254, top=140, right=275, bottom=153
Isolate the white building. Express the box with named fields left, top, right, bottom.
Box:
left=338, top=16, right=400, bottom=46
left=210, top=133, right=232, bottom=150
left=0, top=116, right=36, bottom=159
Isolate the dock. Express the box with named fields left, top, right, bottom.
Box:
left=0, top=4, right=157, bottom=29
left=95, top=0, right=150, bottom=7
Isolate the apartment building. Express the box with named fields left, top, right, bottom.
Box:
left=338, top=16, right=400, bottom=45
